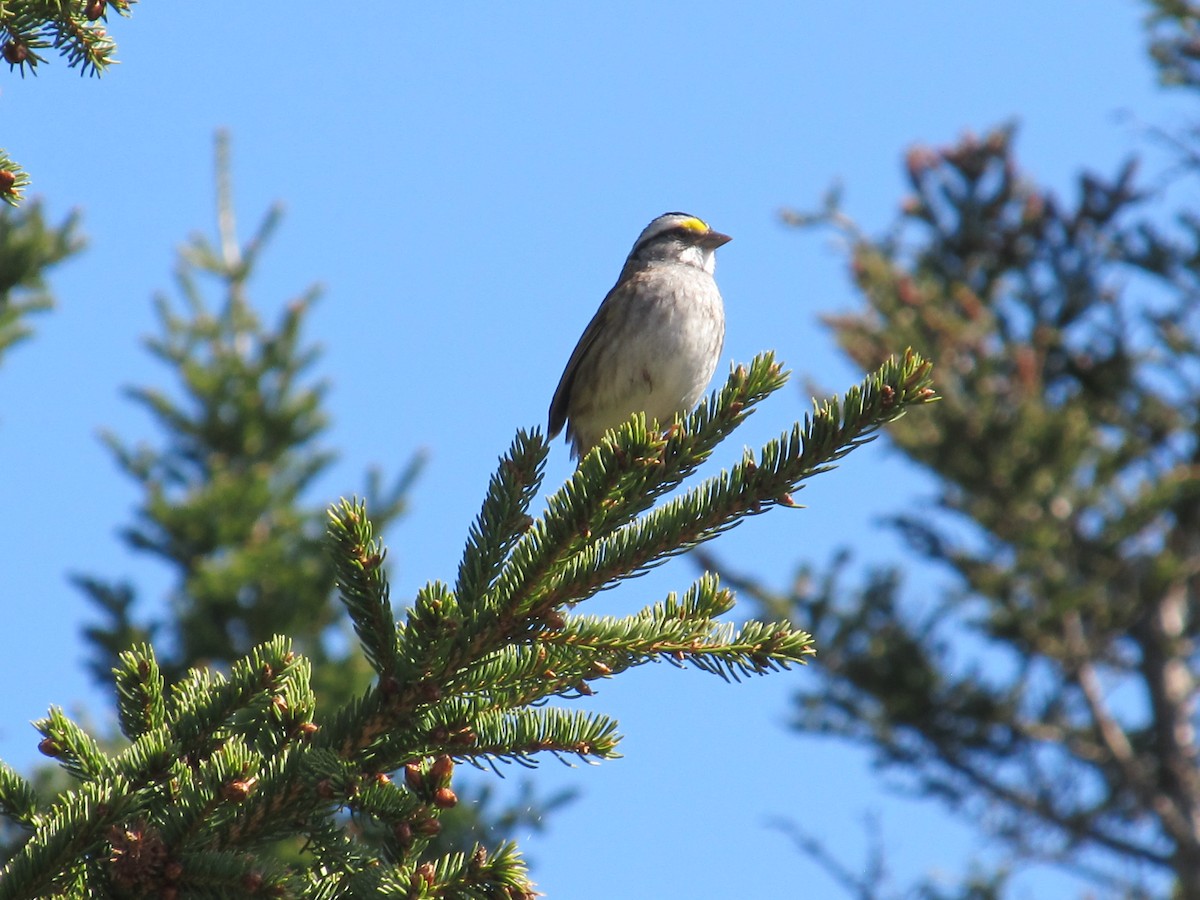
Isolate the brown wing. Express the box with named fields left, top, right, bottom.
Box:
left=547, top=276, right=630, bottom=440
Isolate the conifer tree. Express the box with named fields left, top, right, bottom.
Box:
left=0, top=201, right=82, bottom=366
left=0, top=0, right=136, bottom=205
left=0, top=364, right=934, bottom=896
left=70, top=134, right=561, bottom=860
left=706, top=4, right=1200, bottom=897
left=0, top=166, right=936, bottom=892
left=74, top=133, right=421, bottom=712
left=0, top=193, right=83, bottom=868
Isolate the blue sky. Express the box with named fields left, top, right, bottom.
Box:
left=0, top=3, right=1182, bottom=896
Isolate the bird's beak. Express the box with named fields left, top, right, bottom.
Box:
left=701, top=230, right=732, bottom=249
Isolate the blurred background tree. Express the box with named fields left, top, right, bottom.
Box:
left=0, top=133, right=568, bottom=868
left=703, top=3, right=1200, bottom=897
left=74, top=132, right=423, bottom=714
left=0, top=200, right=82, bottom=367
left=0, top=126, right=903, bottom=888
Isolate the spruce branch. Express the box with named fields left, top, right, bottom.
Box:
left=400, top=841, right=530, bottom=898
left=349, top=766, right=427, bottom=829
left=148, top=847, right=296, bottom=898
left=160, top=636, right=310, bottom=755
left=535, top=349, right=933, bottom=611
left=0, top=761, right=38, bottom=827
left=465, top=573, right=812, bottom=701
left=318, top=350, right=930, bottom=770
left=490, top=354, right=788, bottom=621
left=330, top=840, right=530, bottom=900
left=454, top=430, right=548, bottom=615
left=360, top=707, right=621, bottom=772
left=1, top=1, right=136, bottom=200
left=328, top=499, right=399, bottom=678
left=0, top=149, right=29, bottom=207
left=460, top=706, right=621, bottom=767
left=0, top=349, right=932, bottom=896
left=156, top=736, right=264, bottom=844
left=33, top=709, right=111, bottom=782
left=113, top=644, right=166, bottom=740
left=1, top=1, right=134, bottom=78
left=0, top=778, right=131, bottom=900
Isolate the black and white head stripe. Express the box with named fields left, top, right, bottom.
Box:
left=631, top=212, right=714, bottom=252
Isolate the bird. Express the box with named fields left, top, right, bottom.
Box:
left=548, top=212, right=731, bottom=458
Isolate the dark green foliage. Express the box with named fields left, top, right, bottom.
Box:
left=0, top=196, right=83, bottom=856
left=0, top=200, right=83, bottom=361
left=711, top=12, right=1200, bottom=896
left=1147, top=0, right=1200, bottom=88
left=796, top=127, right=1199, bottom=894
left=11, top=135, right=555, bottom=886
left=0, top=334, right=934, bottom=896
left=0, top=150, right=30, bottom=208
left=0, top=133, right=939, bottom=895
left=0, top=1, right=139, bottom=202
left=113, top=646, right=167, bottom=741
left=0, top=764, right=37, bottom=828
left=75, top=134, right=421, bottom=714
left=0, top=0, right=134, bottom=78
left=454, top=431, right=547, bottom=617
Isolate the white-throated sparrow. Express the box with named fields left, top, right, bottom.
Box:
left=548, top=213, right=730, bottom=458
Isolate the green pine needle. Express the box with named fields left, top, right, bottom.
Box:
left=327, top=498, right=399, bottom=677
left=0, top=349, right=933, bottom=897
left=0, top=759, right=39, bottom=826
left=455, top=429, right=548, bottom=613
left=113, top=643, right=166, bottom=740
